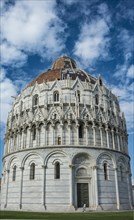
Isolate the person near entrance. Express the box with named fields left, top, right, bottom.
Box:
left=83, top=203, right=86, bottom=212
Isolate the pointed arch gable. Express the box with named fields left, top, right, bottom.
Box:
left=30, top=82, right=41, bottom=96
left=50, top=80, right=61, bottom=91
left=32, top=107, right=44, bottom=122
left=72, top=77, right=84, bottom=90
left=47, top=106, right=60, bottom=120
left=64, top=106, right=76, bottom=120
left=80, top=106, right=93, bottom=121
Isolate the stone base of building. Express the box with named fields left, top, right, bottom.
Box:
left=1, top=203, right=133, bottom=212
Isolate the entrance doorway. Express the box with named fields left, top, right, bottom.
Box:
left=77, top=183, right=89, bottom=207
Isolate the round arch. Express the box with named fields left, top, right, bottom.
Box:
left=21, top=152, right=43, bottom=167
left=96, top=152, right=116, bottom=168
left=44, top=150, right=70, bottom=166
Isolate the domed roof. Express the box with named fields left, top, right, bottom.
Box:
left=26, top=55, right=96, bottom=88
left=51, top=55, right=77, bottom=70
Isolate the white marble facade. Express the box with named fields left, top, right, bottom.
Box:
left=1, top=56, right=133, bottom=211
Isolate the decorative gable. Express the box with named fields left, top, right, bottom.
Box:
left=64, top=106, right=76, bottom=120
left=32, top=107, right=44, bottom=123
left=47, top=106, right=61, bottom=120
left=80, top=106, right=93, bottom=120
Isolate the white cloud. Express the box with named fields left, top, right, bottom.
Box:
left=120, top=100, right=134, bottom=130
left=114, top=63, right=134, bottom=81
left=1, top=0, right=65, bottom=66
left=127, top=64, right=134, bottom=78
left=97, top=3, right=111, bottom=23
left=0, top=68, right=6, bottom=81
left=62, top=0, right=76, bottom=5
left=73, top=18, right=110, bottom=67
left=0, top=68, right=17, bottom=124
left=111, top=82, right=134, bottom=131
left=118, top=29, right=133, bottom=62
left=1, top=41, right=27, bottom=67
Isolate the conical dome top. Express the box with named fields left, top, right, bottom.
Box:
left=51, top=55, right=77, bottom=70
left=26, top=55, right=96, bottom=88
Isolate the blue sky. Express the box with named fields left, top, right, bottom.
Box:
left=0, top=0, right=134, bottom=181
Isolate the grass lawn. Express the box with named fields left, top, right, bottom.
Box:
left=0, top=211, right=133, bottom=220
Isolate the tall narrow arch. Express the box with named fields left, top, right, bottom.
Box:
left=79, top=124, right=84, bottom=138
left=54, top=162, right=60, bottom=179
left=95, top=94, right=99, bottom=105
left=33, top=94, right=39, bottom=106
left=12, top=165, right=17, bottom=181
left=32, top=125, right=36, bottom=140
left=30, top=163, right=35, bottom=180
left=77, top=90, right=80, bottom=102
left=103, top=162, right=108, bottom=180
left=53, top=91, right=59, bottom=102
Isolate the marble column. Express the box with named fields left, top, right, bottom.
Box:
left=99, top=126, right=103, bottom=147
left=126, top=171, right=133, bottom=209
left=111, top=129, right=115, bottom=150
left=114, top=167, right=120, bottom=210
left=68, top=123, right=71, bottom=145
left=29, top=127, right=32, bottom=148
left=8, top=136, right=11, bottom=153
left=13, top=133, right=16, bottom=152
left=22, top=129, right=26, bottom=149
left=36, top=125, right=39, bottom=147
left=19, top=167, right=24, bottom=209
left=69, top=164, right=75, bottom=207
left=52, top=124, right=55, bottom=145
left=92, top=123, right=96, bottom=146
left=85, top=124, right=89, bottom=145
left=42, top=165, right=47, bottom=209
left=21, top=129, right=25, bottom=150
left=5, top=169, right=10, bottom=208
left=60, top=123, right=63, bottom=145
left=76, top=123, right=79, bottom=145
left=44, top=124, right=47, bottom=146
left=122, top=134, right=125, bottom=153
left=93, top=166, right=99, bottom=208
left=120, top=134, right=123, bottom=152
left=116, top=130, right=120, bottom=151
left=4, top=137, right=8, bottom=155
left=105, top=126, right=110, bottom=148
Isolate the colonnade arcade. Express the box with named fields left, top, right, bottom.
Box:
left=5, top=119, right=128, bottom=155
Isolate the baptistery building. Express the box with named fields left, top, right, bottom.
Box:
left=1, top=56, right=133, bottom=211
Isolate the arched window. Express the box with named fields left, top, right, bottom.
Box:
left=79, top=124, right=83, bottom=138
left=77, top=90, right=80, bottom=102
left=95, top=94, right=99, bottom=105
left=33, top=94, right=39, bottom=106
left=58, top=136, right=61, bottom=145
left=12, top=165, right=17, bottom=181
left=104, top=163, right=108, bottom=180
left=55, top=162, right=60, bottom=179
left=54, top=91, right=59, bottom=102
left=99, top=78, right=102, bottom=86
left=32, top=125, right=36, bottom=140
left=30, top=163, right=35, bottom=180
